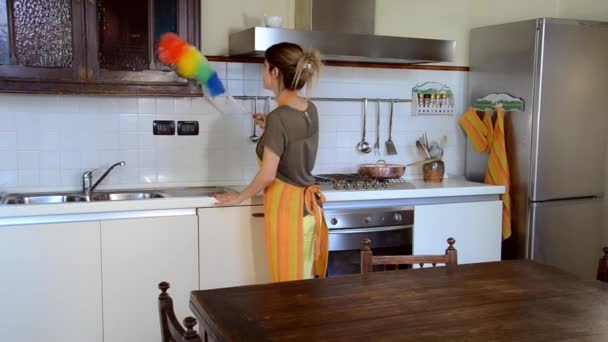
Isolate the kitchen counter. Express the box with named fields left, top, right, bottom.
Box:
left=0, top=177, right=504, bottom=224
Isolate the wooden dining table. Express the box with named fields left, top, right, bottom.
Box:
left=189, top=260, right=608, bottom=341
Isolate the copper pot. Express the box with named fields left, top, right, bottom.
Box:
left=358, top=160, right=405, bottom=179
left=358, top=158, right=442, bottom=180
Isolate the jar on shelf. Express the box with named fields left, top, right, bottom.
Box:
left=417, top=93, right=424, bottom=107
left=423, top=159, right=445, bottom=182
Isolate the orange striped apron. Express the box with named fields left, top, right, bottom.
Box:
left=263, top=179, right=329, bottom=281
left=459, top=107, right=512, bottom=239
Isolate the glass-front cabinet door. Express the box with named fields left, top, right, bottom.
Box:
left=84, top=0, right=201, bottom=95
left=0, top=0, right=86, bottom=83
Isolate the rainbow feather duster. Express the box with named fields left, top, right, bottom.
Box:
left=158, top=33, right=225, bottom=97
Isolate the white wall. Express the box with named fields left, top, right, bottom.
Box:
left=200, top=0, right=562, bottom=64
left=375, top=0, right=560, bottom=66
left=201, top=0, right=294, bottom=55
left=559, top=0, right=608, bottom=21
left=201, top=0, right=607, bottom=64
left=0, top=64, right=467, bottom=192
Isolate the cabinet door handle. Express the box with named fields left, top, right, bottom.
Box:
left=252, top=213, right=264, bottom=218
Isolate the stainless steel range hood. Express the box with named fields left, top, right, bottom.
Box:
left=228, top=0, right=455, bottom=64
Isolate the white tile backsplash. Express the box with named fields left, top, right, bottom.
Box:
left=174, top=98, right=192, bottom=114
left=60, top=151, right=81, bottom=169
left=138, top=98, right=156, bottom=114
left=243, top=63, right=261, bottom=80
left=0, top=132, right=16, bottom=150
left=0, top=151, right=17, bottom=171
left=119, top=132, right=139, bottom=150
left=119, top=114, right=138, bottom=132
left=40, top=151, right=60, bottom=170
left=0, top=112, right=16, bottom=131
left=0, top=63, right=467, bottom=191
left=39, top=169, right=61, bottom=187
left=209, top=62, right=227, bottom=80
left=226, top=63, right=244, bottom=80
left=18, top=170, right=39, bottom=187
left=155, top=98, right=175, bottom=114
left=17, top=151, right=39, bottom=170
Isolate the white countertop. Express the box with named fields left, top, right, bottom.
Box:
left=0, top=178, right=504, bottom=220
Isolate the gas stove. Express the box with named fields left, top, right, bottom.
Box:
left=314, top=174, right=413, bottom=191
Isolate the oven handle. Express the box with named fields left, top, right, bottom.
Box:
left=329, top=225, right=412, bottom=234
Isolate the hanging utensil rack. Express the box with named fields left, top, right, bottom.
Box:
left=232, top=96, right=412, bottom=103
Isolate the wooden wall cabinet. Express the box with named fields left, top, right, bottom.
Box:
left=0, top=0, right=201, bottom=96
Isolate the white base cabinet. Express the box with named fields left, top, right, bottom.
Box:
left=0, top=197, right=503, bottom=341
left=0, top=222, right=103, bottom=342
left=198, top=205, right=269, bottom=290
left=100, top=215, right=199, bottom=342
left=414, top=200, right=503, bottom=264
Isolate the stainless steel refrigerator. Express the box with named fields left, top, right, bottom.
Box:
left=466, top=18, right=608, bottom=280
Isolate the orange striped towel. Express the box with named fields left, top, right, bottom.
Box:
left=459, top=107, right=511, bottom=239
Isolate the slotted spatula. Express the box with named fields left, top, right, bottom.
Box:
left=385, top=99, right=398, bottom=155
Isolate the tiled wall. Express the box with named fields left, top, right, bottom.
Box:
left=0, top=62, right=467, bottom=192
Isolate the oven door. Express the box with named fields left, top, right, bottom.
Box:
left=327, top=226, right=412, bottom=277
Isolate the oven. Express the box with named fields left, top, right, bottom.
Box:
left=325, top=206, right=413, bottom=276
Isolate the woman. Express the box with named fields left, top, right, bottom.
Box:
left=214, top=43, right=327, bottom=282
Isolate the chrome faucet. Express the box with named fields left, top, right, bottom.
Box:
left=82, top=161, right=126, bottom=198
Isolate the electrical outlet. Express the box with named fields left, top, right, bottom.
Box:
left=153, top=121, right=175, bottom=135
left=177, top=121, right=199, bottom=136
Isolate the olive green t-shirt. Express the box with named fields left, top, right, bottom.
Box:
left=256, top=101, right=319, bottom=187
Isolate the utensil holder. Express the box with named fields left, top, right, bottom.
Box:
left=423, top=159, right=444, bottom=182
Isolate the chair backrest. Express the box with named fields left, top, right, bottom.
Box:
left=598, top=247, right=608, bottom=283
left=158, top=282, right=202, bottom=342
left=361, top=237, right=457, bottom=274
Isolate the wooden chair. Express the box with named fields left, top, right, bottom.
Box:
left=361, top=237, right=457, bottom=274
left=598, top=247, right=608, bottom=283
left=158, top=282, right=202, bottom=342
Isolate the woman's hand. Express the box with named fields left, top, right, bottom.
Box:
left=253, top=114, right=267, bottom=130
left=213, top=192, right=245, bottom=206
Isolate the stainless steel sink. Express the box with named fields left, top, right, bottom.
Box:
left=151, top=186, right=230, bottom=198
left=90, top=191, right=166, bottom=201
left=3, top=194, right=87, bottom=205
left=1, top=186, right=234, bottom=205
